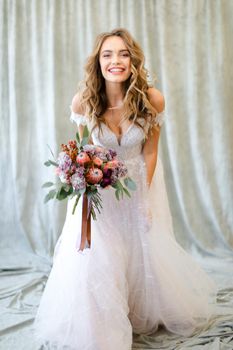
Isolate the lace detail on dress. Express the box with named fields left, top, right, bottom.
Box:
left=69, top=108, right=166, bottom=160
left=69, top=105, right=87, bottom=126
left=153, top=110, right=165, bottom=127
left=69, top=108, right=165, bottom=128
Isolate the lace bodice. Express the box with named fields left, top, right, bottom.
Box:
left=69, top=107, right=165, bottom=161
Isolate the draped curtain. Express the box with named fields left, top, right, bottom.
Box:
left=1, top=0, right=233, bottom=349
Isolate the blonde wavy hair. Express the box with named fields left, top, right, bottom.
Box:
left=77, top=28, right=159, bottom=135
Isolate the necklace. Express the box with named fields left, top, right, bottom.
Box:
left=106, top=105, right=125, bottom=129
left=107, top=106, right=121, bottom=110
left=104, top=105, right=133, bottom=146
left=107, top=102, right=124, bottom=110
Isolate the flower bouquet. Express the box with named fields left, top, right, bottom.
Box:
left=43, top=126, right=136, bottom=251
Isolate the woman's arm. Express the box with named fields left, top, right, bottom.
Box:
left=142, top=88, right=165, bottom=187
left=71, top=93, right=86, bottom=140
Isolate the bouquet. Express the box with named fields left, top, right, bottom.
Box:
left=43, top=126, right=136, bottom=251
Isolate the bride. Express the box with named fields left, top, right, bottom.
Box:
left=33, top=28, right=217, bottom=350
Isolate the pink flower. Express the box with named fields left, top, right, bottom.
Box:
left=55, top=167, right=61, bottom=176
left=94, top=146, right=104, bottom=153
left=76, top=152, right=90, bottom=165
left=86, top=168, right=103, bottom=184
left=57, top=152, right=72, bottom=171
left=103, top=160, right=119, bottom=171
left=71, top=173, right=86, bottom=190
left=92, top=156, right=103, bottom=167
left=59, top=170, right=71, bottom=184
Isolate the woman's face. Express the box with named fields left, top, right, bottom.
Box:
left=99, top=36, right=131, bottom=84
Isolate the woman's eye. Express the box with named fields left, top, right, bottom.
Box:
left=103, top=54, right=110, bottom=58
left=120, top=53, right=130, bottom=58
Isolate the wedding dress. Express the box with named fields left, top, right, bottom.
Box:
left=33, top=108, right=217, bottom=350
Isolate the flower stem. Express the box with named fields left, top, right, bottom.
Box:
left=72, top=193, right=81, bottom=214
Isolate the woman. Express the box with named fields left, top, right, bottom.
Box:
left=33, top=28, right=217, bottom=350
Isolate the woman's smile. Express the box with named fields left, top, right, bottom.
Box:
left=108, top=67, right=126, bottom=74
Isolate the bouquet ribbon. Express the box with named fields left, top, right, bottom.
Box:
left=79, top=193, right=91, bottom=251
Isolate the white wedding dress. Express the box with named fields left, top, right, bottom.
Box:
left=33, top=109, right=217, bottom=350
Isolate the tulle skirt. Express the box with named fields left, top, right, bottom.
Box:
left=33, top=156, right=217, bottom=350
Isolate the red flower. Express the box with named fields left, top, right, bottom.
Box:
left=92, top=156, right=103, bottom=167
left=103, top=160, right=119, bottom=172
left=76, top=152, right=90, bottom=165
left=86, top=168, right=103, bottom=184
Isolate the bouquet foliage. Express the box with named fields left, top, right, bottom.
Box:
left=42, top=126, right=136, bottom=250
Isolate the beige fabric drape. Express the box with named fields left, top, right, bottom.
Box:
left=0, top=0, right=233, bottom=349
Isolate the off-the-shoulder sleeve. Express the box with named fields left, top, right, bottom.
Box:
left=69, top=105, right=87, bottom=126
left=153, top=110, right=165, bottom=127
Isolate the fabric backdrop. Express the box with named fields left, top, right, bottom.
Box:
left=0, top=0, right=233, bottom=349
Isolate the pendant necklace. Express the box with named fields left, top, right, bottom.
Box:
left=106, top=104, right=125, bottom=144
left=107, top=104, right=125, bottom=129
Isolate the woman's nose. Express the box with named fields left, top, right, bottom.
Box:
left=111, top=55, right=120, bottom=65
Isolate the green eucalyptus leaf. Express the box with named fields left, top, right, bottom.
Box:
left=124, top=177, right=137, bottom=191
left=115, top=189, right=120, bottom=201
left=83, top=125, right=90, bottom=138
left=111, top=183, right=118, bottom=189
left=50, top=160, right=58, bottom=166
left=112, top=180, right=122, bottom=190
left=44, top=160, right=52, bottom=166
left=42, top=181, right=54, bottom=188
left=56, top=186, right=72, bottom=200
left=56, top=192, right=66, bottom=201
left=123, top=187, right=131, bottom=198
left=81, top=136, right=89, bottom=147
left=44, top=159, right=58, bottom=167
left=62, top=184, right=73, bottom=193
left=44, top=189, right=57, bottom=203
left=76, top=132, right=80, bottom=144
left=118, top=181, right=124, bottom=190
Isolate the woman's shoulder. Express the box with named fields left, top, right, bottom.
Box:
left=147, top=87, right=165, bottom=114
left=70, top=92, right=87, bottom=126
left=71, top=92, right=85, bottom=115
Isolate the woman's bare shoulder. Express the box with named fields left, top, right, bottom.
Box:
left=147, top=87, right=165, bottom=113
left=71, top=92, right=85, bottom=115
